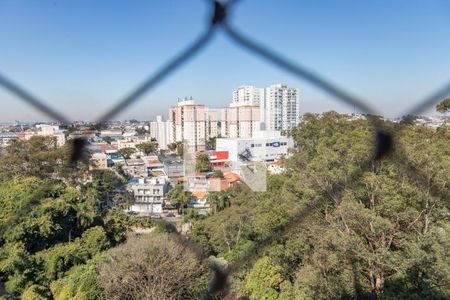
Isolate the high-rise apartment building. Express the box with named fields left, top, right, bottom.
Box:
left=149, top=115, right=170, bottom=150
left=232, top=85, right=264, bottom=107
left=169, top=98, right=212, bottom=151
left=220, top=105, right=260, bottom=138
left=167, top=84, right=298, bottom=151
left=230, top=83, right=299, bottom=134
left=260, top=84, right=299, bottom=131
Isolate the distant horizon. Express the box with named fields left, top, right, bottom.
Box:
left=0, top=110, right=446, bottom=125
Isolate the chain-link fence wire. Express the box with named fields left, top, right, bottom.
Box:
left=0, top=0, right=449, bottom=298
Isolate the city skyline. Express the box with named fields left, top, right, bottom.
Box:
left=1, top=0, right=450, bottom=121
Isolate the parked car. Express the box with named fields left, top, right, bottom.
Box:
left=151, top=214, right=162, bottom=219
left=165, top=213, right=176, bottom=218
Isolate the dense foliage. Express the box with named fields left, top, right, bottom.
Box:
left=97, top=233, right=210, bottom=300
left=191, top=112, right=449, bottom=299
left=436, top=98, right=450, bottom=114
left=0, top=113, right=448, bottom=299
left=196, top=154, right=213, bottom=173
left=0, top=137, right=150, bottom=299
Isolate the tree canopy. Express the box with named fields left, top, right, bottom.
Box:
left=136, top=141, right=158, bottom=155
left=191, top=112, right=449, bottom=299
left=0, top=113, right=448, bottom=299
left=436, top=98, right=450, bottom=113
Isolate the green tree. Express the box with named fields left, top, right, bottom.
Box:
left=206, top=136, right=218, bottom=150
left=117, top=147, right=136, bottom=159
left=207, top=190, right=231, bottom=214
left=168, top=141, right=184, bottom=156
left=21, top=284, right=49, bottom=300
left=0, top=136, right=62, bottom=182
left=136, top=141, right=158, bottom=155
left=167, top=184, right=192, bottom=215
left=245, top=256, right=286, bottom=300
left=183, top=208, right=201, bottom=231
left=211, top=170, right=224, bottom=178
left=191, top=113, right=449, bottom=299
left=102, top=136, right=113, bottom=144
left=112, top=190, right=134, bottom=210
left=75, top=201, right=97, bottom=233
left=195, top=154, right=213, bottom=173
left=50, top=257, right=102, bottom=300
left=436, top=98, right=450, bottom=113
left=176, top=141, right=184, bottom=157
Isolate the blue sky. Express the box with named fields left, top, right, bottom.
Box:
left=1, top=0, right=450, bottom=121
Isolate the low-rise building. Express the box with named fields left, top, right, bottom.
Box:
left=216, top=130, right=293, bottom=162
left=189, top=191, right=209, bottom=213
left=36, top=124, right=68, bottom=146
left=124, top=158, right=148, bottom=178
left=129, top=177, right=169, bottom=214
left=90, top=153, right=109, bottom=170
left=160, top=155, right=184, bottom=178
left=100, top=129, right=123, bottom=137
left=117, top=136, right=153, bottom=150
left=0, top=133, right=18, bottom=148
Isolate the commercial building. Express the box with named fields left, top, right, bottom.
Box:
left=215, top=130, right=293, bottom=162
left=129, top=177, right=169, bottom=214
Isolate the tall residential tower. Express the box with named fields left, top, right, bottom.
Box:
left=260, top=84, right=299, bottom=131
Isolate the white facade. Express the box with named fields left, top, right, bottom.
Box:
left=117, top=136, right=153, bottom=150
left=129, top=177, right=169, bottom=214
left=35, top=124, right=68, bottom=147
left=260, top=84, right=299, bottom=131
left=216, top=130, right=293, bottom=162
left=149, top=115, right=170, bottom=150
left=231, top=83, right=300, bottom=133
left=232, top=85, right=264, bottom=107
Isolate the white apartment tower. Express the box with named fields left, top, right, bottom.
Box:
left=232, top=85, right=264, bottom=107
left=260, top=84, right=299, bottom=131
left=149, top=115, right=170, bottom=150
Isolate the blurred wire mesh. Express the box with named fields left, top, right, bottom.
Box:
left=0, top=0, right=449, bottom=298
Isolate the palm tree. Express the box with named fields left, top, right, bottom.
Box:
left=168, top=184, right=192, bottom=215
left=207, top=191, right=231, bottom=214
left=75, top=201, right=96, bottom=232
left=182, top=208, right=200, bottom=231
left=207, top=192, right=220, bottom=214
